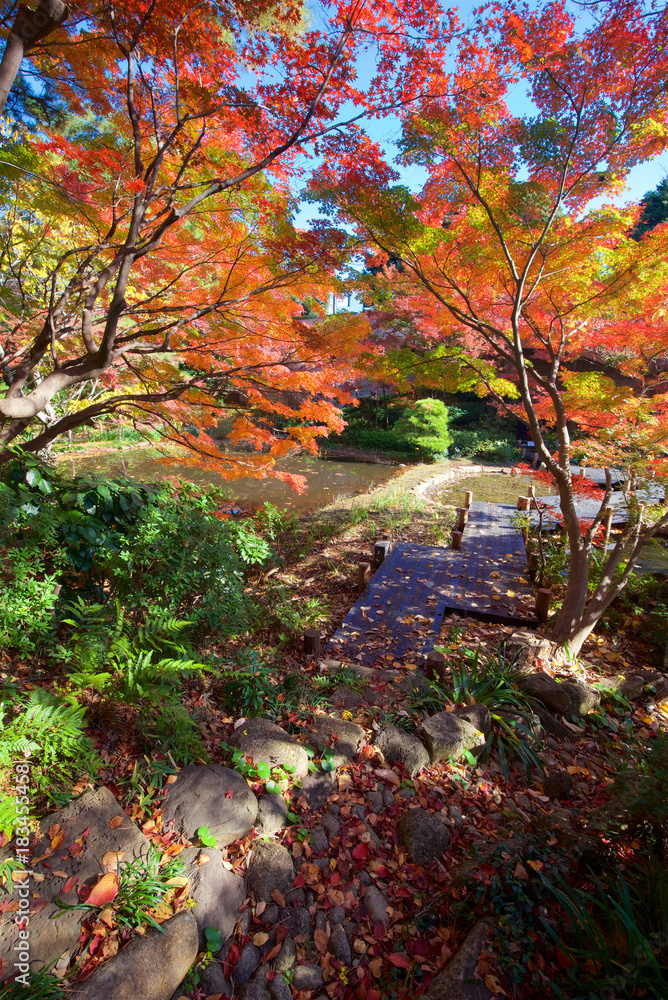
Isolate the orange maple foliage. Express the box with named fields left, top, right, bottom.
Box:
left=0, top=0, right=462, bottom=478
left=311, top=0, right=668, bottom=650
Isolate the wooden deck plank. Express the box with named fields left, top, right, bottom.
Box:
left=328, top=501, right=537, bottom=665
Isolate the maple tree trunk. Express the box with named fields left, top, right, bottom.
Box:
left=548, top=540, right=591, bottom=645
left=0, top=1, right=68, bottom=115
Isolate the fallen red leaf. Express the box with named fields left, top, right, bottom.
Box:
left=85, top=873, right=119, bottom=907
left=352, top=843, right=369, bottom=861
left=61, top=875, right=79, bottom=894
left=261, top=942, right=282, bottom=964
left=388, top=952, right=411, bottom=969
left=225, top=789, right=234, bottom=799
left=373, top=920, right=386, bottom=940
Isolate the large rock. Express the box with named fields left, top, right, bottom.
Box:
left=256, top=793, right=288, bottom=836
left=329, top=923, right=352, bottom=964
left=232, top=941, right=261, bottom=987
left=227, top=718, right=309, bottom=779
left=375, top=725, right=430, bottom=778
left=179, top=847, right=245, bottom=948
left=452, top=704, right=492, bottom=738
left=507, top=630, right=557, bottom=671
left=195, top=956, right=234, bottom=998
left=544, top=770, right=573, bottom=800
left=363, top=885, right=391, bottom=926
left=247, top=840, right=294, bottom=903
left=417, top=712, right=486, bottom=765
left=300, top=771, right=336, bottom=811
left=398, top=808, right=450, bottom=865
left=426, top=920, right=492, bottom=1000
left=0, top=786, right=150, bottom=980
left=71, top=911, right=198, bottom=1000
left=560, top=681, right=600, bottom=717
left=534, top=707, right=573, bottom=739
left=598, top=674, right=645, bottom=701
left=162, top=765, right=257, bottom=847
left=305, top=715, right=366, bottom=766
left=517, top=672, right=571, bottom=714
left=292, top=965, right=324, bottom=990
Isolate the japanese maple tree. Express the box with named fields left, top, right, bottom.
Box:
left=0, top=0, right=460, bottom=484
left=311, top=0, right=668, bottom=651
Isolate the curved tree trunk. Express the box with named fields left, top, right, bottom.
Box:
left=0, top=1, right=68, bottom=115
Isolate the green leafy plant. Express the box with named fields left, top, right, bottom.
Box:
left=543, top=863, right=668, bottom=999
left=53, top=846, right=187, bottom=932
left=0, top=971, right=65, bottom=998
left=204, top=926, right=223, bottom=953
left=0, top=689, right=101, bottom=835
left=215, top=651, right=281, bottom=718
left=0, top=545, right=61, bottom=657
left=440, top=644, right=544, bottom=778
left=269, top=587, right=329, bottom=642
left=107, top=480, right=269, bottom=639
left=117, top=758, right=178, bottom=811
left=393, top=398, right=454, bottom=461
left=60, top=599, right=208, bottom=702
left=197, top=827, right=217, bottom=848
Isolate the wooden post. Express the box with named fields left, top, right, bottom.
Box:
left=517, top=496, right=530, bottom=511
left=527, top=484, right=536, bottom=499
left=374, top=539, right=391, bottom=568
left=457, top=507, right=468, bottom=531
left=425, top=650, right=446, bottom=683
left=602, top=508, right=613, bottom=550
left=579, top=467, right=586, bottom=479
left=451, top=529, right=463, bottom=550
left=463, top=490, right=473, bottom=508
left=535, top=588, right=552, bottom=625
left=357, top=562, right=371, bottom=594
left=304, top=629, right=321, bottom=656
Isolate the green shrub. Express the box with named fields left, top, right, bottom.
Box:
left=1, top=453, right=159, bottom=581
left=393, top=398, right=453, bottom=460
left=0, top=688, right=101, bottom=835
left=59, top=599, right=209, bottom=701
left=329, top=425, right=415, bottom=454
left=449, top=428, right=518, bottom=462
left=0, top=545, right=60, bottom=657
left=544, top=863, right=668, bottom=999
left=1, top=457, right=272, bottom=641
left=107, top=481, right=270, bottom=638
left=439, top=644, right=543, bottom=778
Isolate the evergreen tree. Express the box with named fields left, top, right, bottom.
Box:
left=630, top=176, right=668, bottom=240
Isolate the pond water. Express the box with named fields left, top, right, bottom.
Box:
left=433, top=472, right=557, bottom=507
left=433, top=472, right=668, bottom=574
left=56, top=448, right=399, bottom=514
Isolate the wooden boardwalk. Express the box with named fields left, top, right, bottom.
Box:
left=533, top=484, right=665, bottom=530
left=328, top=501, right=538, bottom=666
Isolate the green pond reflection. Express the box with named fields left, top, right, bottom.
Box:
left=56, top=448, right=399, bottom=514
left=433, top=472, right=557, bottom=507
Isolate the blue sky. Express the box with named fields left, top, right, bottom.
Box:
left=294, top=3, right=668, bottom=228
